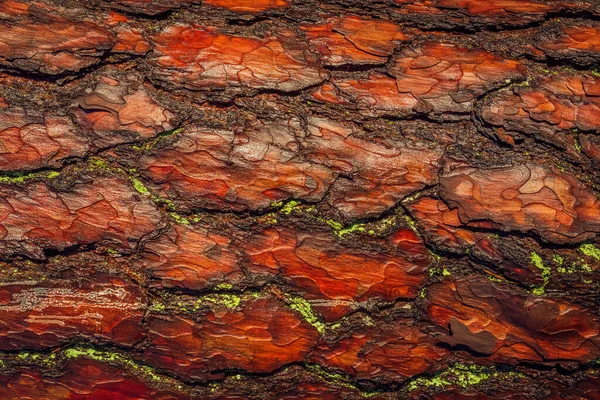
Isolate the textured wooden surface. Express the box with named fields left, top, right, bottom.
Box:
left=0, top=0, right=600, bottom=399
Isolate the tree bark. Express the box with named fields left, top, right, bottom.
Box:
left=0, top=0, right=600, bottom=399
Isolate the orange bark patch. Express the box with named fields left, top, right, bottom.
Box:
left=204, top=0, right=288, bottom=13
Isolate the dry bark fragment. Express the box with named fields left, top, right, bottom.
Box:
left=0, top=2, right=114, bottom=75
left=305, top=117, right=442, bottom=219
left=99, top=0, right=200, bottom=16
left=203, top=0, right=289, bottom=13
left=0, top=359, right=189, bottom=400
left=392, top=0, right=597, bottom=29
left=427, top=276, right=600, bottom=363
left=0, top=275, right=145, bottom=350
left=406, top=196, right=544, bottom=285
left=243, top=227, right=430, bottom=321
left=0, top=175, right=162, bottom=259
left=137, top=118, right=334, bottom=212
left=388, top=42, right=527, bottom=117
left=0, top=107, right=88, bottom=172
left=143, top=296, right=319, bottom=381
left=480, top=73, right=600, bottom=153
left=301, top=16, right=408, bottom=67
left=148, top=25, right=328, bottom=94
left=312, top=42, right=526, bottom=119
left=537, top=24, right=600, bottom=66
left=136, top=116, right=441, bottom=218
left=139, top=223, right=242, bottom=290
left=74, top=73, right=177, bottom=149
left=439, top=163, right=600, bottom=244
left=309, top=319, right=449, bottom=383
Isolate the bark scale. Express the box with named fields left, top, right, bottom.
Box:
left=0, top=0, right=599, bottom=398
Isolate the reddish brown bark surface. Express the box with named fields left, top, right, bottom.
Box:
left=0, top=0, right=600, bottom=399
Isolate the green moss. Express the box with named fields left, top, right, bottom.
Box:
left=324, top=219, right=343, bottom=231
left=216, top=283, right=233, bottom=290
left=552, top=254, right=564, bottom=266
left=403, top=215, right=418, bottom=233
left=0, top=172, right=38, bottom=184
left=406, top=363, right=522, bottom=392
left=64, top=347, right=166, bottom=383
left=532, top=286, right=546, bottom=296
left=201, top=293, right=241, bottom=309
left=46, top=171, right=60, bottom=179
left=531, top=252, right=547, bottom=273
left=580, top=243, right=600, bottom=261
left=280, top=200, right=301, bottom=215
left=89, top=157, right=110, bottom=170
left=133, top=127, right=184, bottom=152
left=150, top=302, right=166, bottom=312
left=306, top=364, right=378, bottom=397
left=530, top=252, right=551, bottom=295
left=335, top=223, right=366, bottom=238
left=169, top=212, right=190, bottom=225
left=286, top=295, right=326, bottom=334
left=130, top=177, right=150, bottom=195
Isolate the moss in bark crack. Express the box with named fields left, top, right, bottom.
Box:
left=305, top=364, right=379, bottom=397
left=88, top=157, right=200, bottom=225
left=531, top=252, right=550, bottom=295
left=5, top=347, right=187, bottom=391
left=405, top=363, right=523, bottom=392
left=580, top=244, right=600, bottom=262
left=270, top=200, right=402, bottom=238
left=285, top=295, right=327, bottom=334
left=132, top=127, right=184, bottom=152
left=0, top=170, right=61, bottom=184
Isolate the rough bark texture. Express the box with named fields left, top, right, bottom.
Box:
left=0, top=0, right=600, bottom=399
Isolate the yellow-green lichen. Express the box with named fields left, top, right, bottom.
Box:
left=216, top=283, right=233, bottom=290
left=150, top=302, right=166, bottom=312
left=0, top=172, right=38, bottom=184
left=279, top=200, right=302, bottom=215
left=88, top=157, right=110, bottom=170
left=64, top=347, right=165, bottom=383
left=306, top=364, right=379, bottom=398
left=131, top=177, right=150, bottom=195
left=9, top=346, right=185, bottom=390
left=106, top=248, right=119, bottom=256
left=324, top=219, right=343, bottom=232
left=201, top=293, right=241, bottom=309
left=403, top=215, right=418, bottom=233
left=406, top=363, right=522, bottom=392
left=286, top=295, right=326, bottom=334
left=169, top=212, right=191, bottom=225
left=429, top=267, right=450, bottom=277
left=530, top=252, right=550, bottom=295
left=132, top=127, right=184, bottom=152
left=580, top=244, right=600, bottom=262
left=552, top=254, right=564, bottom=266
left=335, top=223, right=367, bottom=238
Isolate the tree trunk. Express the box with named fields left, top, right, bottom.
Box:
left=0, top=0, right=600, bottom=398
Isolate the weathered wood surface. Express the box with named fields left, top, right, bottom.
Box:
left=0, top=0, right=600, bottom=398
